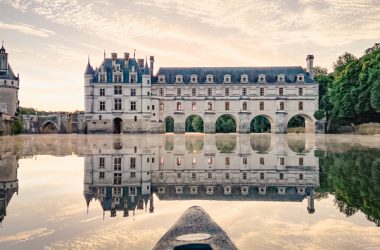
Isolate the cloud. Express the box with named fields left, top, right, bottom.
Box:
left=0, top=22, right=55, bottom=38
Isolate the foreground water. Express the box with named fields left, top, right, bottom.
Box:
left=0, top=134, right=379, bottom=249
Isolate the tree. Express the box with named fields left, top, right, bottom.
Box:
left=250, top=116, right=271, bottom=133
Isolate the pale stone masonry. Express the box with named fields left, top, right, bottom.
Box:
left=0, top=44, right=19, bottom=135
left=84, top=52, right=319, bottom=134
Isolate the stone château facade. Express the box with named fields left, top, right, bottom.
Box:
left=84, top=52, right=320, bottom=134
left=0, top=43, right=19, bottom=135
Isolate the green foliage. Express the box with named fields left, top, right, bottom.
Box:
left=215, top=115, right=236, bottom=133
left=11, top=118, right=23, bottom=135
left=250, top=116, right=271, bottom=133
left=165, top=117, right=174, bottom=132
left=316, top=44, right=380, bottom=131
left=19, top=107, right=50, bottom=115
left=318, top=148, right=380, bottom=226
left=185, top=115, right=204, bottom=132
left=287, top=116, right=305, bottom=128
left=314, top=110, right=326, bottom=120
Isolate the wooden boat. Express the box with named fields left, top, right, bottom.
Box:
left=153, top=206, right=237, bottom=250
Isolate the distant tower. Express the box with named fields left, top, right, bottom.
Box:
left=0, top=42, right=20, bottom=135
left=84, top=57, right=95, bottom=114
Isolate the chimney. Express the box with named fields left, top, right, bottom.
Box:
left=149, top=56, right=155, bottom=76
left=137, top=58, right=144, bottom=69
left=111, top=52, right=117, bottom=61
left=306, top=54, right=314, bottom=80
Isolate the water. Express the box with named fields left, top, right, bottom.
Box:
left=0, top=134, right=379, bottom=250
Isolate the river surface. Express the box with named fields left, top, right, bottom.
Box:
left=0, top=134, right=379, bottom=250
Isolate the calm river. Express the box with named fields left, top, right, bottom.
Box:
left=0, top=134, right=379, bottom=249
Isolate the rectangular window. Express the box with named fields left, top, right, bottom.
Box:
left=260, top=88, right=264, bottom=96
left=260, top=102, right=264, bottom=110
left=159, top=88, right=164, bottom=96
left=114, top=99, right=122, bottom=110
left=280, top=157, right=285, bottom=165
left=100, top=88, right=105, bottom=96
left=99, top=172, right=105, bottom=179
left=130, top=157, right=136, bottom=169
left=177, top=172, right=181, bottom=178
left=152, top=105, right=155, bottom=110
left=208, top=157, right=213, bottom=165
left=114, top=173, right=122, bottom=185
left=131, top=101, right=136, bottom=111
left=192, top=173, right=196, bottom=179
left=152, top=158, right=155, bottom=163
left=280, top=102, right=284, bottom=110
left=114, top=157, right=121, bottom=171
left=134, top=116, right=137, bottom=122
left=192, top=102, right=196, bottom=111
left=279, top=173, right=284, bottom=180
left=225, top=102, right=230, bottom=111
left=192, top=157, right=197, bottom=165
left=99, top=115, right=102, bottom=120
left=279, top=88, right=283, bottom=96
left=114, top=75, right=122, bottom=83
left=208, top=88, right=212, bottom=96
left=208, top=172, right=212, bottom=178
left=160, top=102, right=164, bottom=111
left=243, top=157, right=247, bottom=165
left=260, top=157, right=264, bottom=165
left=99, top=101, right=105, bottom=111
left=242, top=88, right=247, bottom=96
left=260, top=173, right=264, bottom=180
left=243, top=172, right=247, bottom=180
left=299, top=173, right=304, bottom=180
left=299, top=88, right=303, bottom=96
left=114, top=85, right=122, bottom=95
left=225, top=157, right=230, bottom=166
left=99, top=157, right=105, bottom=168
left=225, top=173, right=230, bottom=179
left=130, top=74, right=136, bottom=83
left=299, top=101, right=303, bottom=110
left=299, top=157, right=304, bottom=166
left=131, top=89, right=136, bottom=96
left=177, top=88, right=182, bottom=96
left=130, top=172, right=136, bottom=178
left=100, top=74, right=105, bottom=82
left=192, top=88, right=196, bottom=96
left=225, top=88, right=230, bottom=96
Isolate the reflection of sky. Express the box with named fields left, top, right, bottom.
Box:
left=0, top=154, right=379, bottom=249
left=0, top=1, right=379, bottom=111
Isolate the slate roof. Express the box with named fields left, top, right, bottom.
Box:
left=0, top=65, right=18, bottom=80
left=87, top=58, right=145, bottom=83
left=154, top=66, right=315, bottom=84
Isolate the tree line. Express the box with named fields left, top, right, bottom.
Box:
left=315, top=43, right=380, bottom=132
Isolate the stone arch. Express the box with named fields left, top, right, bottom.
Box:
left=113, top=117, right=123, bottom=134
left=215, top=114, right=237, bottom=133
left=250, top=115, right=273, bottom=133
left=164, top=116, right=174, bottom=133
left=185, top=115, right=204, bottom=133
left=287, top=114, right=315, bottom=133
left=41, top=121, right=58, bottom=134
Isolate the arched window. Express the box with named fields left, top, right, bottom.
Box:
left=242, top=102, right=247, bottom=111
left=177, top=102, right=182, bottom=111
left=207, top=102, right=213, bottom=111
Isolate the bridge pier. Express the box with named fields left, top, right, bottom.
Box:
left=275, top=112, right=287, bottom=134
left=238, top=112, right=251, bottom=134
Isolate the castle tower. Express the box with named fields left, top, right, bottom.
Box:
left=0, top=42, right=20, bottom=135
left=84, top=57, right=94, bottom=114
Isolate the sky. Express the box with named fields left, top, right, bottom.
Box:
left=0, top=0, right=379, bottom=111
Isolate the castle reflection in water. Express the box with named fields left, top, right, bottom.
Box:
left=83, top=134, right=319, bottom=218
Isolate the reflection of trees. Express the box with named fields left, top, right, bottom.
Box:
left=288, top=138, right=308, bottom=153
left=250, top=134, right=271, bottom=153
left=215, top=135, right=236, bottom=153
left=185, top=116, right=204, bottom=133
left=185, top=137, right=204, bottom=151
left=318, top=148, right=380, bottom=226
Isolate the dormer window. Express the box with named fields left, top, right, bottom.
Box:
left=175, top=74, right=184, bottom=83
left=190, top=74, right=198, bottom=83
left=240, top=74, right=248, bottom=83
left=297, top=74, right=305, bottom=82
left=223, top=74, right=231, bottom=83
left=206, top=74, right=214, bottom=83
left=99, top=74, right=106, bottom=83
left=258, top=74, right=266, bottom=83
left=277, top=74, right=285, bottom=82
left=131, top=66, right=135, bottom=72
left=158, top=75, right=166, bottom=83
